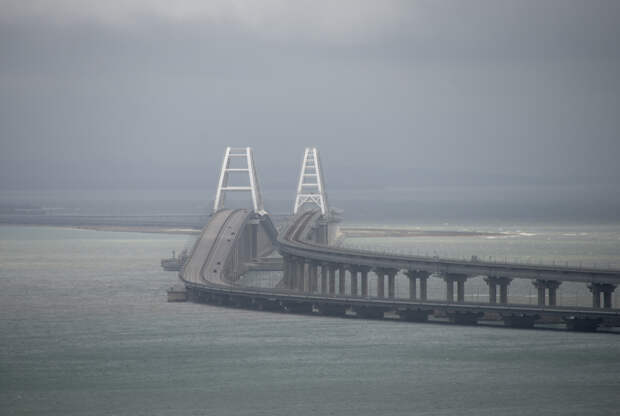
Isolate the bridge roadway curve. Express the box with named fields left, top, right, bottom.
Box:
left=279, top=211, right=620, bottom=285
left=180, top=209, right=620, bottom=330
left=182, top=208, right=251, bottom=287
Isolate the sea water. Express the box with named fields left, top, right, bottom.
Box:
left=1, top=224, right=620, bottom=415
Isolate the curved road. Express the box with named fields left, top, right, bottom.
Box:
left=182, top=208, right=249, bottom=286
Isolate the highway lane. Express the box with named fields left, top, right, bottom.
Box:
left=182, top=208, right=250, bottom=286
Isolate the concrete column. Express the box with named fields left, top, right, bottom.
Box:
left=376, top=270, right=385, bottom=298
left=487, top=279, right=497, bottom=304
left=303, top=263, right=312, bottom=293
left=296, top=261, right=305, bottom=292
left=487, top=276, right=512, bottom=305
left=350, top=268, right=358, bottom=296
left=320, top=264, right=328, bottom=294
left=360, top=268, right=369, bottom=296
left=339, top=265, right=346, bottom=295
left=284, top=257, right=293, bottom=289
left=249, top=222, right=258, bottom=258
left=533, top=280, right=546, bottom=306
left=590, top=285, right=601, bottom=308
left=387, top=271, right=396, bottom=299
left=446, top=278, right=454, bottom=303
left=419, top=275, right=428, bottom=301
left=547, top=281, right=561, bottom=306
left=406, top=273, right=417, bottom=300
left=328, top=265, right=336, bottom=294
left=309, top=263, right=318, bottom=293
left=499, top=282, right=509, bottom=304
left=444, top=274, right=467, bottom=303
left=457, top=279, right=465, bottom=303
left=589, top=283, right=616, bottom=309
left=603, top=291, right=613, bottom=309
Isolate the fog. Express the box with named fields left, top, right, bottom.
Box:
left=1, top=1, right=619, bottom=214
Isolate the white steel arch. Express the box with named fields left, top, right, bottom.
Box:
left=293, top=147, right=328, bottom=216
left=213, top=147, right=266, bottom=215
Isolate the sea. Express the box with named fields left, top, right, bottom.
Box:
left=1, top=189, right=620, bottom=415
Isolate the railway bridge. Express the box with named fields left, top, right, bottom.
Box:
left=178, top=147, right=620, bottom=332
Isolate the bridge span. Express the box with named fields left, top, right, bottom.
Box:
left=179, top=208, right=620, bottom=332
left=177, top=146, right=620, bottom=332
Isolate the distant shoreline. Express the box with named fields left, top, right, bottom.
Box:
left=0, top=222, right=504, bottom=238
left=0, top=222, right=201, bottom=235
left=340, top=227, right=504, bottom=238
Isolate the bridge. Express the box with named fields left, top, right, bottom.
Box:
left=178, top=147, right=620, bottom=332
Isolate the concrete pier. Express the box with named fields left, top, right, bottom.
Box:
left=350, top=268, right=358, bottom=296
left=320, top=264, right=329, bottom=294
left=444, top=273, right=468, bottom=303
left=309, top=262, right=318, bottom=293
left=405, top=271, right=417, bottom=300
left=376, top=270, right=385, bottom=298
left=589, top=283, right=616, bottom=309
left=339, top=265, right=346, bottom=295
left=328, top=265, right=336, bottom=294
left=485, top=276, right=512, bottom=304
left=387, top=270, right=396, bottom=299
left=419, top=274, right=428, bottom=300
left=534, top=279, right=562, bottom=306
left=360, top=267, right=369, bottom=296
left=296, top=260, right=305, bottom=292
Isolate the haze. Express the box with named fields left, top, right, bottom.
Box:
left=1, top=1, right=619, bottom=209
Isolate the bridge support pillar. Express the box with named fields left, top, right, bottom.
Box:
left=589, top=283, right=616, bottom=309
left=457, top=279, right=465, bottom=303
left=350, top=268, right=358, bottom=296
left=360, top=267, right=369, bottom=296
left=535, top=282, right=545, bottom=306
left=375, top=270, right=385, bottom=298
left=296, top=261, right=305, bottom=292
left=387, top=270, right=397, bottom=299
left=548, top=281, right=560, bottom=306
left=533, top=280, right=562, bottom=306
left=485, top=276, right=512, bottom=305
left=406, top=272, right=417, bottom=300
left=444, top=274, right=468, bottom=303
left=339, top=265, right=346, bottom=295
left=309, top=262, right=318, bottom=293
left=405, top=270, right=430, bottom=301
left=249, top=221, right=258, bottom=259
left=284, top=256, right=293, bottom=289
left=446, top=278, right=454, bottom=302
left=419, top=274, right=428, bottom=301
left=328, top=265, right=336, bottom=295
left=320, top=264, right=329, bottom=294
left=486, top=278, right=497, bottom=304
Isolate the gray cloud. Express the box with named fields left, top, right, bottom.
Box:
left=0, top=1, right=619, bottom=196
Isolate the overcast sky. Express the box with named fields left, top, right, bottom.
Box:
left=1, top=1, right=619, bottom=193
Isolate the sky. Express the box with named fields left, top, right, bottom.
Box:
left=1, top=1, right=619, bottom=196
